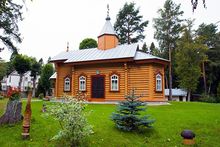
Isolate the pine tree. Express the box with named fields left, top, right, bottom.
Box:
left=39, top=63, right=54, bottom=96
left=111, top=89, right=155, bottom=131
left=191, top=0, right=206, bottom=12
left=149, top=42, right=160, bottom=56
left=114, top=2, right=148, bottom=44
left=142, top=42, right=148, bottom=53
left=0, top=0, right=24, bottom=52
left=153, top=0, right=184, bottom=59
left=175, top=28, right=208, bottom=101
left=196, top=23, right=219, bottom=95
left=153, top=0, right=184, bottom=100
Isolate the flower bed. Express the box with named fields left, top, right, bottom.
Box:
left=6, top=87, right=21, bottom=101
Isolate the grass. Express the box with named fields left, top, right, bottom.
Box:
left=0, top=99, right=220, bottom=147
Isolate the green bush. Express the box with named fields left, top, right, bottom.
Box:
left=45, top=95, right=93, bottom=146
left=200, top=94, right=216, bottom=103
left=38, top=93, right=44, bottom=99
left=216, top=83, right=220, bottom=103
left=0, top=95, right=4, bottom=100
left=216, top=96, right=220, bottom=103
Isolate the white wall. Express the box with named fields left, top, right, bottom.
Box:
left=1, top=71, right=40, bottom=92
left=6, top=72, right=20, bottom=88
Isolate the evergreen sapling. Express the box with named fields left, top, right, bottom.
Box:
left=111, top=89, right=155, bottom=131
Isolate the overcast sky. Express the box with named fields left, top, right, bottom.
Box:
left=1, top=0, right=219, bottom=62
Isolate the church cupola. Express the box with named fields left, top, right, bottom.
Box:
left=97, top=5, right=119, bottom=50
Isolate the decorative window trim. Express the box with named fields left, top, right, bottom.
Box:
left=64, top=76, right=71, bottom=92
left=155, top=73, right=162, bottom=92
left=110, top=72, right=120, bottom=92
left=79, top=75, right=86, bottom=91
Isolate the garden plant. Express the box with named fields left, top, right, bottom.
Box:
left=112, top=89, right=155, bottom=131
left=45, top=95, right=93, bottom=146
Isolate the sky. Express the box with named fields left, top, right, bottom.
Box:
left=1, top=0, right=220, bottom=62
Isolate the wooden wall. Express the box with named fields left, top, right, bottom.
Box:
left=55, top=61, right=166, bottom=101
left=127, top=63, right=150, bottom=100
left=127, top=62, right=165, bottom=101
left=56, top=63, right=72, bottom=97
left=73, top=63, right=125, bottom=101
left=98, top=35, right=118, bottom=50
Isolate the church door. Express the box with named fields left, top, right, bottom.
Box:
left=91, top=75, right=105, bottom=98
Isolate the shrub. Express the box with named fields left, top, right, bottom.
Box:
left=199, top=93, right=216, bottom=103
left=6, top=87, right=20, bottom=101
left=38, top=93, right=44, bottom=99
left=111, top=89, right=155, bottom=131
left=216, top=83, right=220, bottom=103
left=0, top=95, right=3, bottom=100
left=45, top=95, right=93, bottom=146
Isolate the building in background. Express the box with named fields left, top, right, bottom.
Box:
left=1, top=71, right=40, bottom=97
left=165, top=89, right=187, bottom=101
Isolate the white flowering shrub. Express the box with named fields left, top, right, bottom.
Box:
left=46, top=95, right=93, bottom=146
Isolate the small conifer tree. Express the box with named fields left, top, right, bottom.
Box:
left=111, top=89, right=155, bottom=131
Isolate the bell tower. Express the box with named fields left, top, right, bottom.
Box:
left=97, top=4, right=119, bottom=50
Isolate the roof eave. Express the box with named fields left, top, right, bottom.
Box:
left=135, top=59, right=170, bottom=65
left=64, top=57, right=134, bottom=66
left=49, top=59, right=67, bottom=63
left=97, top=33, right=119, bottom=39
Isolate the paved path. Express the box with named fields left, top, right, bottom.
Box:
left=84, top=101, right=170, bottom=106
left=50, top=99, right=170, bottom=106
left=22, top=99, right=42, bottom=102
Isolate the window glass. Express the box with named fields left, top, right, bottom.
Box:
left=156, top=74, right=162, bottom=91
left=64, top=77, right=70, bottom=91
left=111, top=74, right=118, bottom=91
left=79, top=76, right=86, bottom=91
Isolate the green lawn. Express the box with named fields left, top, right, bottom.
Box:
left=0, top=99, right=220, bottom=147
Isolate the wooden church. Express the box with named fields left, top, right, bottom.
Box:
left=50, top=11, right=169, bottom=102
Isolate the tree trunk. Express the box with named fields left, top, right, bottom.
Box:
left=165, top=75, right=168, bottom=89
left=32, top=77, right=36, bottom=97
left=46, top=90, right=48, bottom=96
left=187, top=91, right=191, bottom=102
left=127, top=23, right=130, bottom=44
left=0, top=100, right=22, bottom=125
left=168, top=44, right=172, bottom=101
left=202, top=61, right=207, bottom=95
left=127, top=32, right=130, bottom=44
left=208, top=82, right=211, bottom=94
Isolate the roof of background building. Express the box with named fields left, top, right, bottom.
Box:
left=165, top=89, right=187, bottom=96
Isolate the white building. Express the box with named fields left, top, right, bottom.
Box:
left=165, top=89, right=187, bottom=101
left=1, top=71, right=40, bottom=92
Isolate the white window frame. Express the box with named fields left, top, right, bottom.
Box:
left=156, top=74, right=162, bottom=92
left=111, top=74, right=119, bottom=91
left=64, top=77, right=71, bottom=91
left=79, top=76, right=86, bottom=91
